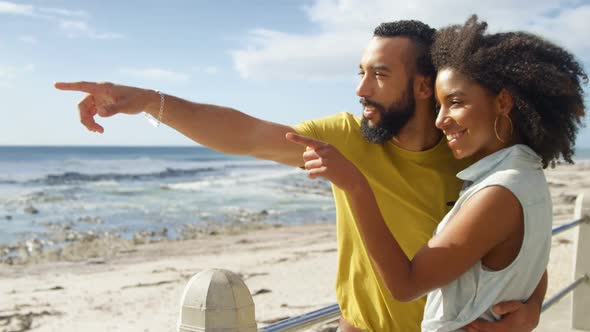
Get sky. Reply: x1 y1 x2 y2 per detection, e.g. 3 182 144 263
2 0 590 147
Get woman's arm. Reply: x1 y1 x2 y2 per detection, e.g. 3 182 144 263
286 132 524 301
348 176 522 301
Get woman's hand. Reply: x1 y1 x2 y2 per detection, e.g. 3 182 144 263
285 132 366 193
55 81 154 133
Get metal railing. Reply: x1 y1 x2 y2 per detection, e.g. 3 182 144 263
259 213 590 331
258 304 340 332
540 215 590 315
177 193 590 332
541 274 589 312
552 217 587 236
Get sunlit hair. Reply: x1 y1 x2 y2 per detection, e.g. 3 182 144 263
431 15 588 168
374 20 436 77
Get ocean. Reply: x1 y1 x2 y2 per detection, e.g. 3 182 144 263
0 146 335 251
2 145 589 260
574 147 590 161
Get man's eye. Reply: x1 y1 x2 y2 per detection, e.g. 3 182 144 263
451 99 462 105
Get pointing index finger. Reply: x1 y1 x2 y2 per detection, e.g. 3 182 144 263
285 132 326 149
54 81 99 94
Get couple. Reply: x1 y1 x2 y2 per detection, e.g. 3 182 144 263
56 15 586 332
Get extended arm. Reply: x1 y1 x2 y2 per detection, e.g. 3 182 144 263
55 81 305 166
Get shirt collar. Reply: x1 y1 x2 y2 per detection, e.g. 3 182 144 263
457 144 542 182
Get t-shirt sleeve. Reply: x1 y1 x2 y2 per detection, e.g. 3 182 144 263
292 112 357 144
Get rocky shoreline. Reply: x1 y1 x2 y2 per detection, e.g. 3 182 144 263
1 208 279 265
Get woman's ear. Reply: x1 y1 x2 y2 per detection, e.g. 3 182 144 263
496 89 514 116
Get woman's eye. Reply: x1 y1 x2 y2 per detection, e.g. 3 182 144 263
451 99 462 105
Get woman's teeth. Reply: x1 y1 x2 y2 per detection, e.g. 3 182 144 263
446 130 465 141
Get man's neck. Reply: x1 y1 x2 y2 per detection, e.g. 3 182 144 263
390 106 442 152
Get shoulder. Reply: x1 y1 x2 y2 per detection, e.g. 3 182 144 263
480 168 549 207
293 112 361 142
454 185 523 241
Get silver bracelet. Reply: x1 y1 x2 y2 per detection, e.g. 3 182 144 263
144 90 165 128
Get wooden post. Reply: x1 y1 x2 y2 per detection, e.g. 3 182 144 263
177 269 258 332
572 192 590 330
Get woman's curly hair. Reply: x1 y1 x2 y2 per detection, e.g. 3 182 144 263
431 15 588 168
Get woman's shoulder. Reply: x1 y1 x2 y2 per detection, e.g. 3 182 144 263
479 167 549 206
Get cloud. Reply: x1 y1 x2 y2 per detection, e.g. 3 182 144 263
191 66 220 74
231 0 590 80
0 63 35 86
0 1 33 16
0 1 122 40
39 7 87 18
19 35 38 44
120 67 190 82
58 19 123 40
232 28 367 80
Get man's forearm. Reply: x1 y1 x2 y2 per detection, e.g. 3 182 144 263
142 90 303 166
527 270 548 315
144 91 266 155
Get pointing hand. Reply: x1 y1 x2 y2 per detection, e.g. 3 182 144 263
55 81 153 133
285 132 365 192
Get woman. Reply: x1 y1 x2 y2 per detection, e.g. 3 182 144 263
287 16 587 331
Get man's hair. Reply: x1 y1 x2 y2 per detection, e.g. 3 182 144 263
373 20 436 77
431 15 588 168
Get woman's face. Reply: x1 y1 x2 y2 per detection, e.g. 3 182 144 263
435 68 506 161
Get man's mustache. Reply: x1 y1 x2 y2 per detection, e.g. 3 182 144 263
359 98 385 111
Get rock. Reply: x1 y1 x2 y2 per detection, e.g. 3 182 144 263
81 231 99 242
65 231 79 242
252 288 272 296
24 206 39 214
78 216 104 224
24 239 43 256
133 233 147 245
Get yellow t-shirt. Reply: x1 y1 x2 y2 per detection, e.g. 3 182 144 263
293 113 469 332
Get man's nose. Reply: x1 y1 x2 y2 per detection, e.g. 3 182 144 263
356 74 373 98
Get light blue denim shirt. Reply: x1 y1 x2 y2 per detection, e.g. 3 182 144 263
422 144 552 332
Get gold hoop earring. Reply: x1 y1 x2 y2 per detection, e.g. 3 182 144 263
494 114 513 143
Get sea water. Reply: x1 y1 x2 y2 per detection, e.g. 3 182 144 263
0 146 334 247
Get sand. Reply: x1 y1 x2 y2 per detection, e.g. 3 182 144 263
1 161 590 332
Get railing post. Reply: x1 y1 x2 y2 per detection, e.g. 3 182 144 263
177 269 258 332
572 192 590 330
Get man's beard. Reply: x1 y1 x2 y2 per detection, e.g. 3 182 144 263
360 82 416 144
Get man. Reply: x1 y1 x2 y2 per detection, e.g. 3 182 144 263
56 20 545 332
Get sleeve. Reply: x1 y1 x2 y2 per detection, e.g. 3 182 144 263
292 112 357 144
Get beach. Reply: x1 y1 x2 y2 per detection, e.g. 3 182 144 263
1 154 590 331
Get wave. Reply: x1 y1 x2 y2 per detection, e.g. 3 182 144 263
31 167 218 185
164 168 301 191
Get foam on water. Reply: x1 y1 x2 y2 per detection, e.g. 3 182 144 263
0 146 335 246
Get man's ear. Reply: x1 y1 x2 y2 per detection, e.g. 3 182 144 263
415 74 434 100
496 89 514 116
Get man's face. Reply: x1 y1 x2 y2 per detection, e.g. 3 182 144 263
356 37 417 143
